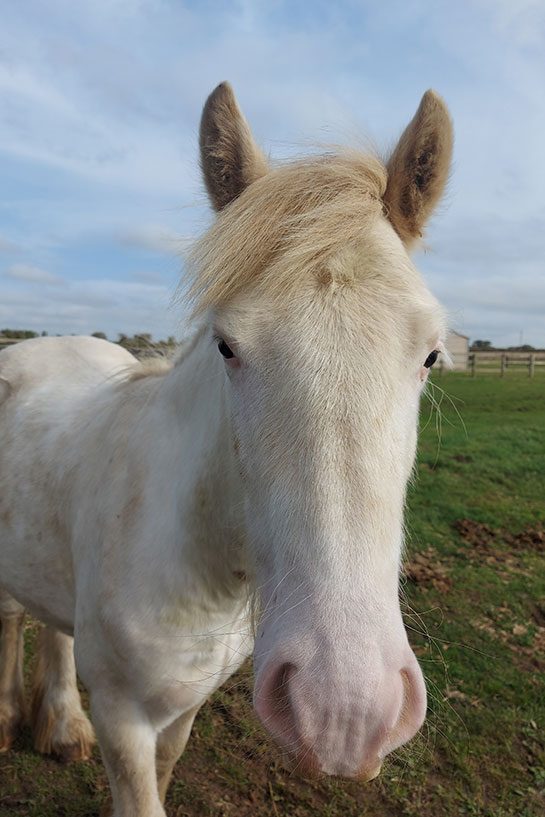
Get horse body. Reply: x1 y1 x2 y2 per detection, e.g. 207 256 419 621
0 336 135 631
0 332 251 708
0 82 453 816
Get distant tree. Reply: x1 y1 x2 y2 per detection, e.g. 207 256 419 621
0 329 38 339
155 335 177 348
134 333 153 347
92 331 107 340
115 333 166 349
41 330 48 336
472 340 492 349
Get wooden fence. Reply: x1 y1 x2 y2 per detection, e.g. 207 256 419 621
438 350 545 377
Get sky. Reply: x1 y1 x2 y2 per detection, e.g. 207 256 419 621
1 0 544 347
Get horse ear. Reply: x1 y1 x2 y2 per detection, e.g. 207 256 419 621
199 82 269 211
383 90 453 247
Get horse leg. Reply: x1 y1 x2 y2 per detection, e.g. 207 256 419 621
90 689 166 817
30 626 95 762
0 589 26 751
156 705 200 804
99 705 200 814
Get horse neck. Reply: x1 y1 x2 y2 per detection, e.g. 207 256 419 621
144 327 248 605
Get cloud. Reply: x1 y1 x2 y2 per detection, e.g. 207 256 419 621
479 0 545 47
3 263 65 286
130 269 166 284
116 224 187 256
0 276 181 340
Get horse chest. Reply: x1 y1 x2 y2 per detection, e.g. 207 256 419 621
136 622 253 725
88 596 253 723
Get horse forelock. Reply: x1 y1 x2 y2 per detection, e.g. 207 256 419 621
185 150 389 315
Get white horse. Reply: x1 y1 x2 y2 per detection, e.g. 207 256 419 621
0 83 452 816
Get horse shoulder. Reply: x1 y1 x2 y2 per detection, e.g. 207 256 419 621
0 337 141 630
0 336 137 393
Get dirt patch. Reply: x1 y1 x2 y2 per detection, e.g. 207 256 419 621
450 520 545 674
452 519 507 570
404 547 451 593
452 519 544 579
530 603 545 627
470 613 545 675
454 518 545 553
509 628 545 675
506 525 545 552
453 518 497 549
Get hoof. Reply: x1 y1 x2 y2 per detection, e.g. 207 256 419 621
32 704 96 762
53 739 94 764
0 710 24 752
0 725 17 752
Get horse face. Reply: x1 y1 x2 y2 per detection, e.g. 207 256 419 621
212 221 445 778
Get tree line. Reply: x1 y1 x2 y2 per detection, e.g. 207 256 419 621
0 329 177 348
471 339 538 352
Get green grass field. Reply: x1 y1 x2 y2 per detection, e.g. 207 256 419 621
1 373 544 816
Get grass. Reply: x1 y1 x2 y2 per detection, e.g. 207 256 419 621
396 373 545 816
1 372 544 816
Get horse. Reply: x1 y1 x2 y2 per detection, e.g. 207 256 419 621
0 82 453 816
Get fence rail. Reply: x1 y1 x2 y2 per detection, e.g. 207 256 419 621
463 351 545 377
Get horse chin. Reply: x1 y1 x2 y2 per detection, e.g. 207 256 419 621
280 748 383 783
357 761 383 782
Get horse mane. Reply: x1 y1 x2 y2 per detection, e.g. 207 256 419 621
122 325 207 383
126 356 174 382
185 150 388 314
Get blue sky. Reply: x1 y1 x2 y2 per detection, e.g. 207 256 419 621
1 0 544 346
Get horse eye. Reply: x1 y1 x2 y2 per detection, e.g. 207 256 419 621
218 339 235 359
424 350 439 369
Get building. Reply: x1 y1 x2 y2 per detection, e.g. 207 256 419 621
445 330 469 370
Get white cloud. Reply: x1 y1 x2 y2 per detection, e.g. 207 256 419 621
130 270 166 284
3 263 65 286
0 276 182 340
479 0 545 47
116 224 188 256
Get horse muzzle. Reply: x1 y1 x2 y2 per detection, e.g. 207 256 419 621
253 639 427 779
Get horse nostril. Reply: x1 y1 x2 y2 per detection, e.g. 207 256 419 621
254 661 298 750
271 663 294 715
377 664 427 759
401 663 427 725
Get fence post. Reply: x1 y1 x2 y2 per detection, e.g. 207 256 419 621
471 353 476 377
529 354 535 378
500 354 506 378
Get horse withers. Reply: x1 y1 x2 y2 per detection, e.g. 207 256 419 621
0 82 452 816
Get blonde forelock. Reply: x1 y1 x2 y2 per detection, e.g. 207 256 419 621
185 151 388 314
